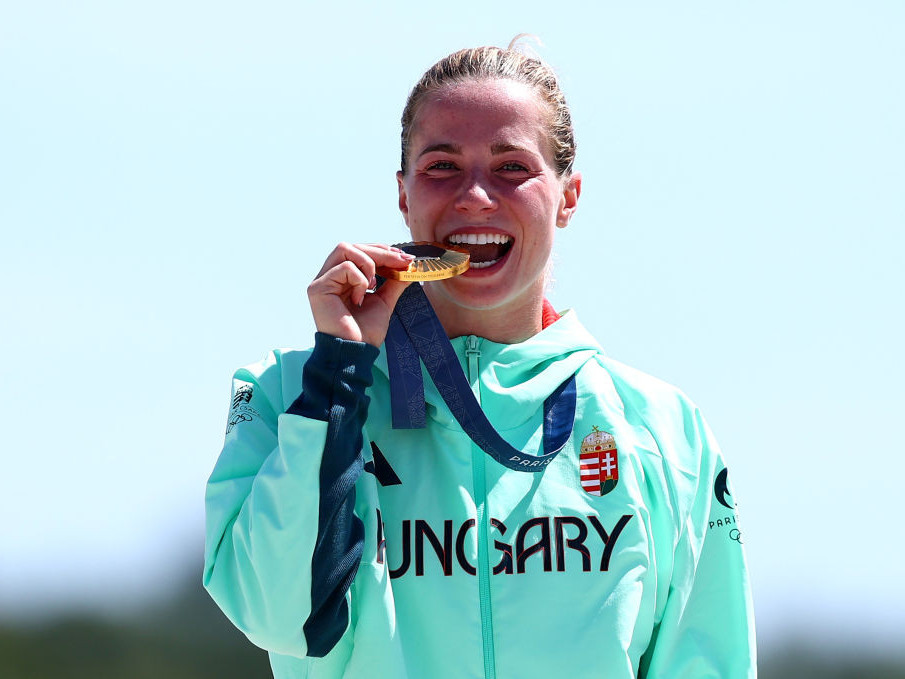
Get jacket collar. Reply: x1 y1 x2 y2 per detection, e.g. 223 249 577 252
374 309 602 431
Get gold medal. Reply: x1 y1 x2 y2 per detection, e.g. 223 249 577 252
379 242 470 281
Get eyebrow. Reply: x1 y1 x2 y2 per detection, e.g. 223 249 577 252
490 142 531 155
417 143 461 158
416 142 533 158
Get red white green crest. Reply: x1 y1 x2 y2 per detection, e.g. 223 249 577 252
579 426 619 496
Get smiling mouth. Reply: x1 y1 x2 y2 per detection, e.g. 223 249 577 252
447 233 513 269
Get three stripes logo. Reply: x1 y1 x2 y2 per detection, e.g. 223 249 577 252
579 426 619 497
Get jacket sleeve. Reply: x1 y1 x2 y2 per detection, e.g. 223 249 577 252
640 407 757 679
203 333 379 659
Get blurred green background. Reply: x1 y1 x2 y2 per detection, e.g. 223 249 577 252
2 567 903 678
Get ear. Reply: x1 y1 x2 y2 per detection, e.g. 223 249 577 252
556 172 582 228
396 171 410 227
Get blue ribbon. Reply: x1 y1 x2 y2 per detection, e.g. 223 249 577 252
384 283 576 472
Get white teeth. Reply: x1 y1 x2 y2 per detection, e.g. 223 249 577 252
448 233 511 245
468 259 499 269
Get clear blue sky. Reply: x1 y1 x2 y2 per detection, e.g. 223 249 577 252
2 0 903 655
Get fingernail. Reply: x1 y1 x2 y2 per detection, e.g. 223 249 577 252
401 252 416 260
369 276 377 288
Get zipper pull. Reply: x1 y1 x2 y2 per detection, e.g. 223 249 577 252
465 336 481 395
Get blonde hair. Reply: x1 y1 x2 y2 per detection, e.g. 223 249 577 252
400 37 576 178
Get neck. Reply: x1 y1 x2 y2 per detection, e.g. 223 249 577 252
424 286 544 344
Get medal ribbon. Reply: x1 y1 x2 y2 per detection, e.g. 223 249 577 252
384 283 576 472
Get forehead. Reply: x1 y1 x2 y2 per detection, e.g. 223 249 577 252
409 79 551 153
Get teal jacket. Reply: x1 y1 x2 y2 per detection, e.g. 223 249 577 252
204 311 756 678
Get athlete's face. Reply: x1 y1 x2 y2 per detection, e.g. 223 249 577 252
397 79 580 314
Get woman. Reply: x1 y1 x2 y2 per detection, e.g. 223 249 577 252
204 42 756 678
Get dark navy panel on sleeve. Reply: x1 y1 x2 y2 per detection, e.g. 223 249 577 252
287 332 379 658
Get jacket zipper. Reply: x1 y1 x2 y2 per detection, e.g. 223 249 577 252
465 336 496 679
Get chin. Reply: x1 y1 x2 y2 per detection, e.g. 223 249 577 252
430 275 541 315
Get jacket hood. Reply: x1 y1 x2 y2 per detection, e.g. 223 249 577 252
374 309 603 431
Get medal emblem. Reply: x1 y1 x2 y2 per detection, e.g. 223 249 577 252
579 426 619 496
378 242 470 281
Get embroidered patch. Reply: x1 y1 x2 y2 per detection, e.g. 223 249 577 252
579 426 619 496
226 384 259 434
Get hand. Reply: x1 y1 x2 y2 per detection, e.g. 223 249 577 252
307 242 414 347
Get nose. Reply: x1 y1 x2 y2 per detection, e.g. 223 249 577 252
454 171 497 213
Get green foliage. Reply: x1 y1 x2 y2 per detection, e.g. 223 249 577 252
2 570 904 678
0 574 270 679
761 643 905 679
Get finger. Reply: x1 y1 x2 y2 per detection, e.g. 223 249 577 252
356 243 416 273
309 259 372 307
337 261 372 307
317 242 375 284
318 242 414 282
373 278 411 310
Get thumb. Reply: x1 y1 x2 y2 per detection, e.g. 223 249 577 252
375 278 411 312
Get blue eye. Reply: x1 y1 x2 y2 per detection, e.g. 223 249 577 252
500 162 529 172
